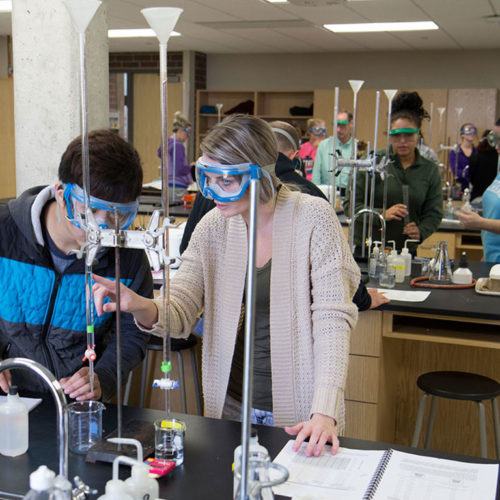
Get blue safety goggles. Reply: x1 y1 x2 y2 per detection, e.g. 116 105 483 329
310 126 327 137
183 126 192 137
195 157 269 202
63 183 139 230
461 125 477 136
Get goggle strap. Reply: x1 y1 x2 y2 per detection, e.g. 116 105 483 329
271 127 298 151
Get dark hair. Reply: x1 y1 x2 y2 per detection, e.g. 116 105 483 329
496 117 500 127
391 91 430 129
339 109 353 122
58 129 143 202
478 129 496 153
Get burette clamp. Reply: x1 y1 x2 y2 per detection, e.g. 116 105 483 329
79 209 182 271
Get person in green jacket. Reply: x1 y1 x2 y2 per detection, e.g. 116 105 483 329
344 91 443 254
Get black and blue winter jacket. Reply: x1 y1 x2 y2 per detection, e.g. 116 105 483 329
0 186 153 401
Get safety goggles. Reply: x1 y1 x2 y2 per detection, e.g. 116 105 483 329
64 183 139 230
461 125 477 136
195 157 272 202
389 128 420 136
487 131 500 148
310 126 327 137
183 126 192 138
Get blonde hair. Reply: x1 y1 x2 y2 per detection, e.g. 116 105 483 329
172 111 192 132
200 114 280 203
306 118 326 129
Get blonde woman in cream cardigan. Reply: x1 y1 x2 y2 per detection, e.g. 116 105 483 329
93 114 359 457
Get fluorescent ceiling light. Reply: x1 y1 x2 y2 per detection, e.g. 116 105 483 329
264 0 289 3
0 0 12 13
324 21 439 33
108 29 180 38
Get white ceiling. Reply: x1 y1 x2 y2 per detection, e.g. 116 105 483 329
2 0 500 53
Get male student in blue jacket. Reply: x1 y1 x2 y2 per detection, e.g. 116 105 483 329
0 130 153 402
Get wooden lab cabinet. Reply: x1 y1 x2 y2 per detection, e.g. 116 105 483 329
196 89 314 155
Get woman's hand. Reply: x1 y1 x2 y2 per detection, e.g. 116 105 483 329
368 288 390 309
456 209 483 230
385 203 408 221
92 274 159 329
284 413 338 457
403 222 420 240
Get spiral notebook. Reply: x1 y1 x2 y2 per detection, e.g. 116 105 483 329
272 440 499 500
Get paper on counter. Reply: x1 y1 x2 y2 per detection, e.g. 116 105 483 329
271 440 384 500
376 289 430 302
0 395 42 412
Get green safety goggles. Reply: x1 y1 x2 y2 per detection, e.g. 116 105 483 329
487 131 500 148
332 120 350 125
389 128 420 136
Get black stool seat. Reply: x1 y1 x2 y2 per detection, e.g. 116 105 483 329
417 371 500 402
146 333 198 352
412 370 500 459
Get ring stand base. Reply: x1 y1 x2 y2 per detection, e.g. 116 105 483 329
85 419 155 463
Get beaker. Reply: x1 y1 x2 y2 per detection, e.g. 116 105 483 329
429 241 452 284
154 418 185 466
68 401 105 454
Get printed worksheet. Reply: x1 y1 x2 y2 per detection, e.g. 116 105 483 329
371 450 499 500
271 440 385 500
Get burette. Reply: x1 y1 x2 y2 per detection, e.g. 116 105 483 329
66 3 183 448
64 0 102 397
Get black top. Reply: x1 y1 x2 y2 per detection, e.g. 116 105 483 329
370 261 500 321
470 149 499 200
1 398 498 499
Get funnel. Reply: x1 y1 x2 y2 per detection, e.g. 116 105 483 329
216 103 224 123
349 79 364 94
383 89 397 101
141 7 183 44
63 0 102 34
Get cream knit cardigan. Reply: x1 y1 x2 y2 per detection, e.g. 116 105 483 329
145 189 359 432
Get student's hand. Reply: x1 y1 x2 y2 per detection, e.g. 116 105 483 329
385 204 408 221
403 222 420 240
60 367 101 401
368 288 390 309
92 274 158 329
0 363 11 393
284 413 338 457
456 209 483 230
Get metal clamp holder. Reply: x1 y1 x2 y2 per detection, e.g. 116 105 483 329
77 209 181 271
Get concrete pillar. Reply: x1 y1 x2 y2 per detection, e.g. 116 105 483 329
11 0 109 195
0 36 8 78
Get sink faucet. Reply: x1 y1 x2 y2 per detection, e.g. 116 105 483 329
350 208 386 254
0 358 68 479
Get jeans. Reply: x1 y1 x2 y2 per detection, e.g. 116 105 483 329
222 394 274 426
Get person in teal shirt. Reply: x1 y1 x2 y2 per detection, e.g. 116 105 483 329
457 118 500 262
344 92 443 254
312 110 355 189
